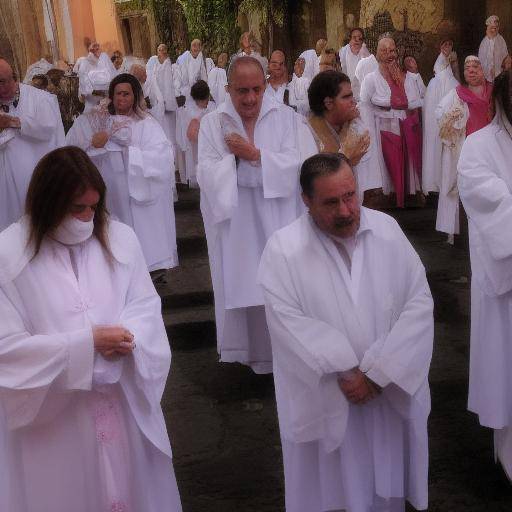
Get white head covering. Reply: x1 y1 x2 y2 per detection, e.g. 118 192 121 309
464 55 481 65
486 15 499 26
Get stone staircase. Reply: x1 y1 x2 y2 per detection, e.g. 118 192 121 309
156 185 216 351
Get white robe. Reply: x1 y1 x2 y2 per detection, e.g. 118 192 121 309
360 70 424 195
339 43 370 83
178 51 208 99
23 58 53 84
298 49 321 81
434 88 469 235
208 66 227 106
458 113 512 478
66 113 178 271
353 54 378 103
0 218 182 512
288 75 311 117
264 82 288 104
197 94 302 373
478 34 509 82
176 101 215 187
0 83 65 231
422 53 459 193
78 53 114 113
258 209 433 512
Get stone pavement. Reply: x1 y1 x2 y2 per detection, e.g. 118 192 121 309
158 189 512 512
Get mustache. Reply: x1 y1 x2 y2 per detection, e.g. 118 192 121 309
333 216 354 227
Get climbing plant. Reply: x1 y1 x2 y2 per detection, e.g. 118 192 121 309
178 0 241 56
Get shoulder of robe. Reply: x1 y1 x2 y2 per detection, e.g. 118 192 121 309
266 214 310 258
107 220 141 265
360 207 405 242
0 218 33 285
463 121 500 154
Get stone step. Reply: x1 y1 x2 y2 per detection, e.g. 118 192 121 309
175 208 207 257
157 255 214 310
163 304 216 350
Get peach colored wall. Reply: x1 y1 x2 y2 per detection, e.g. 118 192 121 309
90 0 125 55
68 0 96 59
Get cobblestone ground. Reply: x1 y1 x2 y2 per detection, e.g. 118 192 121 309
161 198 512 512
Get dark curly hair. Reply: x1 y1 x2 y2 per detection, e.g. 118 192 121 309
308 70 351 116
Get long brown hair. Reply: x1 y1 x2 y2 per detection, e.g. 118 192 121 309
107 73 147 118
25 146 111 258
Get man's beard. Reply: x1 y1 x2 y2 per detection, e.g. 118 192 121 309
383 61 403 84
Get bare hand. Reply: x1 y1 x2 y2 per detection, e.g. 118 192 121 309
0 114 19 129
92 131 109 148
187 118 200 142
344 130 370 166
338 369 380 404
225 133 260 162
93 325 135 358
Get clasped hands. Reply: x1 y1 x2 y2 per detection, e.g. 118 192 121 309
338 368 381 405
0 113 20 130
224 132 260 162
93 325 135 359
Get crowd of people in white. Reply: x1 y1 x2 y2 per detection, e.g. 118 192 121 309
1 12 512 512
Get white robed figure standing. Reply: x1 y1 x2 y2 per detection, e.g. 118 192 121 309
288 58 311 117
258 153 433 512
208 52 228 106
0 59 65 232
352 53 378 102
77 42 114 113
197 56 302 373
299 38 328 82
0 146 182 512
458 69 512 480
478 15 509 83
422 38 460 194
23 56 53 84
66 73 178 272
178 39 208 101
339 28 370 84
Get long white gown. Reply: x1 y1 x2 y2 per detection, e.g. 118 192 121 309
458 111 512 479
197 94 302 373
258 209 433 512
339 43 370 83
0 218 182 512
0 83 65 231
77 52 113 113
66 112 178 271
422 53 459 194
208 66 228 106
288 75 311 117
298 48 321 81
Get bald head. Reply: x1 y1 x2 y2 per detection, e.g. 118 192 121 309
227 56 265 85
0 59 17 102
130 64 147 84
269 50 287 82
376 37 397 65
191 39 202 58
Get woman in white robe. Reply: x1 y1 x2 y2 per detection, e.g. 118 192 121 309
478 15 509 83
458 70 512 479
0 146 182 512
66 73 178 271
288 57 311 117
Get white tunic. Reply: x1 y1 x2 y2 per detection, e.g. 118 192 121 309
288 75 311 117
197 94 302 373
142 76 165 124
78 53 114 113
0 83 65 231
339 43 370 83
478 34 509 82
360 70 424 195
258 209 433 512
0 219 182 512
298 49 321 81
458 113 512 477
353 54 378 102
208 66 227 106
178 52 208 99
23 58 53 84
66 113 178 271
422 53 459 193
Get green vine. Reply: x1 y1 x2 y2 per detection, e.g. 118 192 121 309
178 0 241 56
238 0 285 28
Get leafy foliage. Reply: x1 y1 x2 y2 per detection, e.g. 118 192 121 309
178 0 241 56
238 0 286 28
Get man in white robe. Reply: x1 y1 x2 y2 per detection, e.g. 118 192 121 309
197 56 302 373
0 212 182 512
0 59 65 231
299 38 327 82
179 39 208 101
339 28 370 84
458 70 512 479
360 36 424 207
130 64 165 124
258 152 433 512
478 15 509 83
265 49 289 104
66 101 178 272
208 52 228 106
77 42 114 113
422 38 460 194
